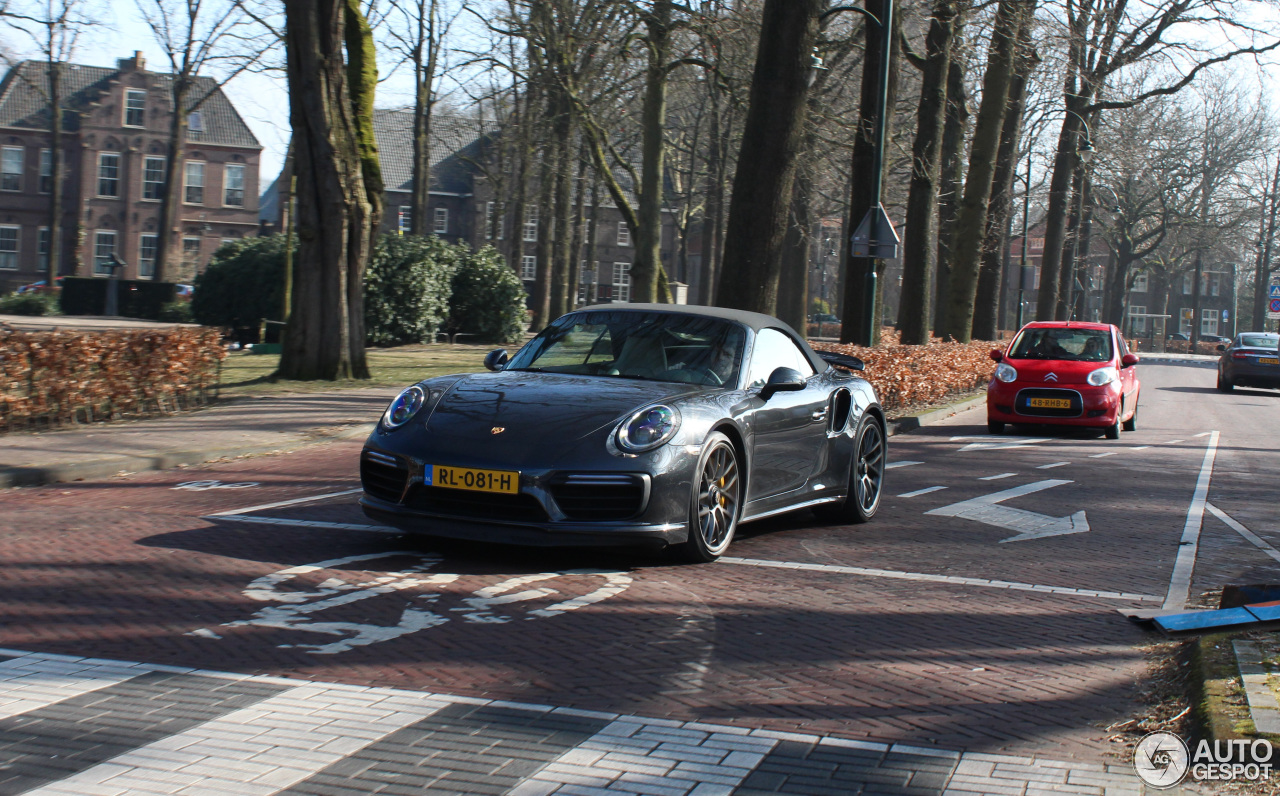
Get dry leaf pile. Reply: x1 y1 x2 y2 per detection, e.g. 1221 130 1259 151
0 327 227 431
811 330 996 413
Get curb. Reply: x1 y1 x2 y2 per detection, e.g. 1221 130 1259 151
0 423 376 489
4 392 989 489
887 393 986 436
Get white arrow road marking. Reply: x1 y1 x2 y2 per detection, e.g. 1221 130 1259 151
885 461 923 469
1037 462 1070 469
1206 502 1280 565
925 479 1089 543
949 436 1051 452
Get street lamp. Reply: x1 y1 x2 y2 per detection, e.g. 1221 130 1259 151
823 1 895 345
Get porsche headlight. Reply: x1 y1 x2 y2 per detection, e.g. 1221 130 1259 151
616 405 680 453
382 385 426 429
1087 366 1118 387
994 363 1018 383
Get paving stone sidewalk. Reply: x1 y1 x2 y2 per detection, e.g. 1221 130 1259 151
0 648 1144 796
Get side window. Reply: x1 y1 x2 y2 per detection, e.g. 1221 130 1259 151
746 329 816 389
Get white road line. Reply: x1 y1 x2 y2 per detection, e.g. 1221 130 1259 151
1037 462 1070 469
1131 446 1151 451
885 461 923 469
1162 431 1220 612
1089 452 1117 458
205 515 399 534
898 486 947 498
1194 432 1211 437
208 488 363 517
1165 439 1184 445
26 685 453 796
718 557 1160 602
1206 503 1280 565
978 473 1016 480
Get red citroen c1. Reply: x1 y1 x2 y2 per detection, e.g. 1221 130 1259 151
986 321 1140 439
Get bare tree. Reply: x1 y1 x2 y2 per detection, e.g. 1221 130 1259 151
1 0 93 283
135 0 270 283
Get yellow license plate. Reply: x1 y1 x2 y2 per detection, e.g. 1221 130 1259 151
1260 357 1279 365
427 465 519 494
1029 397 1073 409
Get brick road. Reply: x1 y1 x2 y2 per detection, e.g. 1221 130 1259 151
0 361 1276 794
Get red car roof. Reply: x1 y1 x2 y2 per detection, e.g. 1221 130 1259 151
1017 321 1116 331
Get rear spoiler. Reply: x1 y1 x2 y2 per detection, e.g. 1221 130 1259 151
818 351 865 372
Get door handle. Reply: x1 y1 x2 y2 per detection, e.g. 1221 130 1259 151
811 409 828 421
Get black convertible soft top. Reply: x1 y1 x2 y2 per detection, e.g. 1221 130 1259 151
572 303 831 373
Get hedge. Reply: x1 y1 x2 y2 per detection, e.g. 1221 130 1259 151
811 329 996 413
0 327 226 431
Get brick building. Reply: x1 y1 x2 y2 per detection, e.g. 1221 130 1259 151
0 52 261 291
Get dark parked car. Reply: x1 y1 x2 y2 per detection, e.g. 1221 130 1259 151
1217 332 1280 391
360 304 886 561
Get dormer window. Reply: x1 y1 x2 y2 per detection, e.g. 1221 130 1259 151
188 111 204 132
124 90 146 127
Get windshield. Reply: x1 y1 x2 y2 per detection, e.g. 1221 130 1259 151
1009 327 1113 362
506 311 747 387
1239 334 1279 348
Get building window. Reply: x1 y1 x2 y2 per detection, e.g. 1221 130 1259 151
578 261 594 303
0 226 17 270
617 222 630 247
139 234 157 278
143 156 165 200
524 206 538 242
1130 271 1147 292
520 255 536 280
38 149 51 194
1201 309 1219 336
1209 272 1221 297
613 262 631 302
184 161 204 204
37 227 49 272
223 163 245 207
1128 305 1147 335
433 207 448 234
188 111 204 132
398 205 411 234
1 147 22 191
124 89 146 127
1182 273 1193 295
93 230 117 275
182 237 202 272
484 202 504 240
98 152 121 197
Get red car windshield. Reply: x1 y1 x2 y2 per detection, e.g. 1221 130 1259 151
1009 328 1112 362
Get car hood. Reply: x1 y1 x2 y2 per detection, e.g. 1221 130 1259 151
415 371 701 463
1003 357 1116 385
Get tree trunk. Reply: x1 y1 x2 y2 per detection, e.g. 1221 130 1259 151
933 49 968 330
631 0 674 304
1056 164 1085 320
154 78 191 284
530 128 560 329
410 0 439 236
938 0 1028 343
278 0 374 380
47 58 65 282
898 0 962 344
567 140 588 311
1253 157 1280 332
699 85 725 305
549 107 575 320
778 174 811 334
717 0 823 314
585 178 600 304
1036 100 1090 322
972 31 1033 341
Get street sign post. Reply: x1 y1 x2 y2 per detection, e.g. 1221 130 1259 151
1269 284 1280 299
850 204 901 260
1268 296 1280 320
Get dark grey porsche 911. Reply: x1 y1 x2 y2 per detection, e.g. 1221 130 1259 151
360 304 886 561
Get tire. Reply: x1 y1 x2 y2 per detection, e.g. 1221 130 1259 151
1122 399 1138 432
1217 372 1234 392
988 420 1005 435
680 431 740 562
815 415 885 524
1104 405 1121 440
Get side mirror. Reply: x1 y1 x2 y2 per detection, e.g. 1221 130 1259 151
760 367 806 401
483 349 509 372
1216 344 1226 352
989 349 1004 362
1121 353 1139 368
